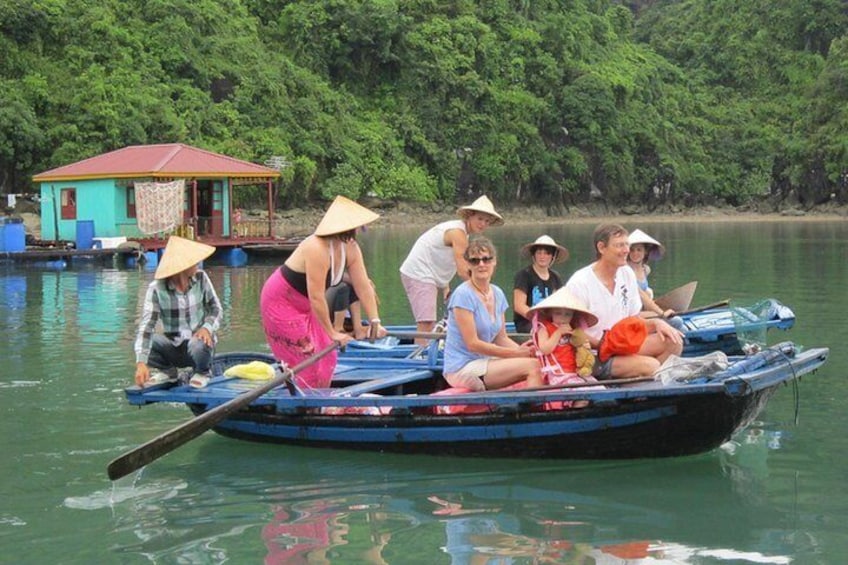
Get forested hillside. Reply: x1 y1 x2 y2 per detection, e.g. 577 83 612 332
1 0 846 210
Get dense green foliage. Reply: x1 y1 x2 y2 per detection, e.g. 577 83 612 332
1 0 846 209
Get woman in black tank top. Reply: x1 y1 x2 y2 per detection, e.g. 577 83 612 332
259 197 385 389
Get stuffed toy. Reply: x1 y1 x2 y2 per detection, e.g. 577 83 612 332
570 329 596 378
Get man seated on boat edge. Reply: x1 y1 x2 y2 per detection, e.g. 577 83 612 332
442 236 543 391
134 236 222 388
564 223 684 380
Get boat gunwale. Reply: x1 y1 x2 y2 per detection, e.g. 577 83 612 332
126 347 828 411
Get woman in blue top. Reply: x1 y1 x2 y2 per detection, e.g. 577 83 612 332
443 236 543 391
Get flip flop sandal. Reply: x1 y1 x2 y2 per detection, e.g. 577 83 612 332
145 371 176 387
189 374 210 389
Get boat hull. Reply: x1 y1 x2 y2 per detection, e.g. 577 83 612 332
199 387 775 459
122 344 829 460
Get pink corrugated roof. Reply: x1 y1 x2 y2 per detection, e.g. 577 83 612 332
33 143 280 181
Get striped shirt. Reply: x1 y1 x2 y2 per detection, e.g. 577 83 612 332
134 270 222 363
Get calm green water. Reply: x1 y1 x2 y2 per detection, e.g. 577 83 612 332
1 220 846 563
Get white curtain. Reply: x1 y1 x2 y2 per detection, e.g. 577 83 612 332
135 179 184 235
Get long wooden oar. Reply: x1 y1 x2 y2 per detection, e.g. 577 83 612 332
676 299 730 316
391 301 733 343
386 330 446 341
387 330 533 343
107 342 339 481
643 299 731 319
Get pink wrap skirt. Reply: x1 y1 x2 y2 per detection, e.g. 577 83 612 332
260 269 337 389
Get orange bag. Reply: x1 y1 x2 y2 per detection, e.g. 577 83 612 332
598 316 647 362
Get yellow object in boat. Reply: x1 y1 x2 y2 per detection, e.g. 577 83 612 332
223 361 275 381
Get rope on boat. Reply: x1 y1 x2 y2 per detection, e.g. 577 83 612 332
773 345 801 426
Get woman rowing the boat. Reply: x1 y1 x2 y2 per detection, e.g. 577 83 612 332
260 196 383 390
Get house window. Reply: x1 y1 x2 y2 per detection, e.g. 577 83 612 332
60 188 77 220
127 186 136 218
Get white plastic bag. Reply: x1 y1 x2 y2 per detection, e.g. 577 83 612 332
655 351 729 385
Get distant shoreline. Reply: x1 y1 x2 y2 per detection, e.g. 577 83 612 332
15 201 847 240
271 201 847 236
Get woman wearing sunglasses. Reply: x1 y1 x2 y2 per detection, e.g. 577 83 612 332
443 236 543 391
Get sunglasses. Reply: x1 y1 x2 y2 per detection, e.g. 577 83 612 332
467 256 495 265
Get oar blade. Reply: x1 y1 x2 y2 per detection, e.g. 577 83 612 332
107 420 209 480
108 377 277 480
655 281 698 312
107 342 338 480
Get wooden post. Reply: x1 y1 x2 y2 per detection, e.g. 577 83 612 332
191 179 198 236
267 178 274 237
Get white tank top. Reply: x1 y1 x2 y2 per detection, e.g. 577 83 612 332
399 219 466 286
328 239 346 287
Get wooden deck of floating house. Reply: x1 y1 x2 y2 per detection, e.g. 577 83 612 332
134 234 303 256
0 245 139 264
1 234 302 265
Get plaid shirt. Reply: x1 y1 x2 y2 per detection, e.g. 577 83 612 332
134 270 222 363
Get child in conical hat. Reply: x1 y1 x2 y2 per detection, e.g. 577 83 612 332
527 287 600 385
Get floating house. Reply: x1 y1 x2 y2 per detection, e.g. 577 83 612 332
32 143 282 251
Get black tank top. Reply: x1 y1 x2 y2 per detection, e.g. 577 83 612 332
281 264 309 296
281 264 334 296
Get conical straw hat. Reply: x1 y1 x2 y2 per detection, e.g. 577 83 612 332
628 228 665 261
154 236 216 279
527 287 598 328
314 195 381 237
521 235 569 264
654 281 698 312
457 195 504 226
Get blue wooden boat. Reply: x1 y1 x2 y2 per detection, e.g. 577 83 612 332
681 298 795 355
124 341 827 460
340 298 796 360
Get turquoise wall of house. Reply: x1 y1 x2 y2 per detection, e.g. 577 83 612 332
39 179 120 241
115 182 143 238
223 179 233 236
39 178 236 241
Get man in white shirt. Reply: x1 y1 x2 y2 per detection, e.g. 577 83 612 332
564 223 683 379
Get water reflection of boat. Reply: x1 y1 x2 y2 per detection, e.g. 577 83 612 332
172 437 807 564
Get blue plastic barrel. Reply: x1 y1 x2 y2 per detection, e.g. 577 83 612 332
220 247 248 267
0 221 25 252
75 220 95 250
